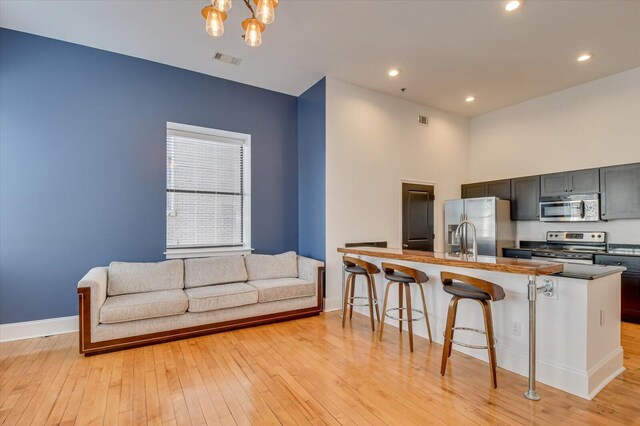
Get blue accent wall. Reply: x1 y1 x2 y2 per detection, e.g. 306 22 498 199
297 78 326 261
0 29 299 324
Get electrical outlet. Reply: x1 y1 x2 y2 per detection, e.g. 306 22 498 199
600 308 605 326
512 321 522 336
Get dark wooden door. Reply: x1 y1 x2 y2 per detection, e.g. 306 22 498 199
568 169 600 194
600 163 640 220
402 183 434 251
461 182 486 199
511 176 540 220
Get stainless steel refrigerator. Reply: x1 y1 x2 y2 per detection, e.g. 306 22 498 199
444 197 515 257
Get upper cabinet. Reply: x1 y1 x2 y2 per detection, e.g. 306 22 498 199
487 179 512 200
461 179 511 200
461 182 487 199
600 163 640 220
540 169 599 197
461 163 637 221
511 176 540 220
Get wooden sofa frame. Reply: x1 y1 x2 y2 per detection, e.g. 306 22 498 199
78 267 324 356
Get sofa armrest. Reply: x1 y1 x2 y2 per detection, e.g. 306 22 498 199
78 267 108 333
297 256 324 288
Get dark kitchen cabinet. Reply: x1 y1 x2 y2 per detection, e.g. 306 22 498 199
595 254 640 323
461 182 487 199
600 163 640 220
511 176 540 220
540 168 599 197
568 169 600 194
461 179 511 200
540 172 567 197
487 179 512 200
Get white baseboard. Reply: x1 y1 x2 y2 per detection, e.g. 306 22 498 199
323 296 343 312
0 316 79 342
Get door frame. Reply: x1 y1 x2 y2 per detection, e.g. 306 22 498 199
400 179 437 250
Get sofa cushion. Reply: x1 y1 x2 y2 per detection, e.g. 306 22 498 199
244 251 298 281
107 260 183 296
100 290 188 324
185 283 258 313
247 278 315 303
184 256 248 289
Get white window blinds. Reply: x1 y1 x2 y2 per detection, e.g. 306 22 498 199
166 127 249 249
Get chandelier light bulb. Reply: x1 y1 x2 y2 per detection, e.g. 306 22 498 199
243 18 264 47
211 0 232 12
255 0 276 25
206 8 225 37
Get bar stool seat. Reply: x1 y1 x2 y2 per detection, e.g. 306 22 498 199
345 265 368 274
442 282 491 300
383 271 415 283
342 256 381 331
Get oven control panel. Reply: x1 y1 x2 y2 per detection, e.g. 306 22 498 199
546 231 606 243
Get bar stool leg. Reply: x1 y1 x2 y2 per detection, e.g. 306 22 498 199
417 283 433 343
371 275 381 324
480 300 498 389
365 275 376 332
447 298 460 358
342 274 353 328
349 276 356 319
398 282 404 333
441 296 459 375
379 281 393 341
405 283 414 352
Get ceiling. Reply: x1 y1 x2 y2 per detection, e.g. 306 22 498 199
2 0 640 116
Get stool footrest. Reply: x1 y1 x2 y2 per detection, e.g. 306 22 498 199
384 307 425 322
347 296 379 308
443 327 497 350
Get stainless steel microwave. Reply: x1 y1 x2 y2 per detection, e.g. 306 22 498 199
539 194 600 222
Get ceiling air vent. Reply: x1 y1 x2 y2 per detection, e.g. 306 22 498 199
213 52 242 66
418 115 429 126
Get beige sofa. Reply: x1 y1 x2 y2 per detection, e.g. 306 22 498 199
77 251 324 355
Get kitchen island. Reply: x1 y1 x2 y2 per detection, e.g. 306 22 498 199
337 246 625 400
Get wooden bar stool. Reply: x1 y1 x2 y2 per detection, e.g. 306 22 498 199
440 271 506 389
342 256 381 331
379 263 433 352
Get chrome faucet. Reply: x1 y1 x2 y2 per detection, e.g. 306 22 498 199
455 218 478 262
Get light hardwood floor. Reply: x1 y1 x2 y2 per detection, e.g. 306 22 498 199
1 312 639 425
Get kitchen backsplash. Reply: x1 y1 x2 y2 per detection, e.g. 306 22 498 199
516 220 640 244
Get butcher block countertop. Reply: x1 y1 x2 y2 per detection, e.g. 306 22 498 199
337 246 564 276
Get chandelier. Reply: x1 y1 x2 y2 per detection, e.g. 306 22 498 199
201 0 279 47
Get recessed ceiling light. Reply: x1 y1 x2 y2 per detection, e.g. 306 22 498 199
505 1 521 12
388 69 400 77
577 53 593 62
465 96 476 103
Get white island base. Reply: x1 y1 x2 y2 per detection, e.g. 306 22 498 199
348 257 624 400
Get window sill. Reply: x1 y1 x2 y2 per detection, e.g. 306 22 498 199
165 247 254 259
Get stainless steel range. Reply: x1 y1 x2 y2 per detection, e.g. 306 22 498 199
530 231 607 264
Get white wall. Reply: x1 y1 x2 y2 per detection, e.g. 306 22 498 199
325 78 470 309
469 67 640 243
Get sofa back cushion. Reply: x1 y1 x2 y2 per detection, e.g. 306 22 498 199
108 260 184 296
244 251 298 281
184 255 248 288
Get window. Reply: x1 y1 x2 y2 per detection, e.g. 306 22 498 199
166 122 251 258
